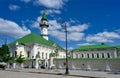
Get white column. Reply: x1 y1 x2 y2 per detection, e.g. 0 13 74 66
114 48 118 58
13 63 16 69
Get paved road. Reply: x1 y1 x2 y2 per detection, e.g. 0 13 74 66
0 70 82 78
1 69 120 78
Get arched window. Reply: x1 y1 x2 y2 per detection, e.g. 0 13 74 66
92 53 94 58
27 51 30 58
87 54 89 58
97 53 99 58
42 52 44 59
15 51 17 57
107 53 110 58
46 53 48 59
102 53 104 58
81 54 84 58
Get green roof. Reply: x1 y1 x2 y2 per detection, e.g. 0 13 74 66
41 11 47 21
115 45 120 49
9 33 64 50
74 43 113 51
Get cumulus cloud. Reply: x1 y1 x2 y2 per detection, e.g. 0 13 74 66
77 43 94 46
40 9 61 15
31 16 41 28
34 0 67 9
9 4 20 11
86 31 120 43
0 18 31 38
67 24 88 32
49 20 88 41
21 0 31 3
31 15 89 41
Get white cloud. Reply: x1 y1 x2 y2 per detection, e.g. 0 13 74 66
86 31 120 43
68 32 85 41
21 0 31 3
0 18 31 38
67 24 88 32
40 9 61 15
77 43 94 46
9 4 20 11
68 47 73 50
49 20 88 41
49 20 61 30
31 16 89 41
34 0 67 9
31 16 41 28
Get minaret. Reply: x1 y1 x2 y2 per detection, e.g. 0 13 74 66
40 11 49 40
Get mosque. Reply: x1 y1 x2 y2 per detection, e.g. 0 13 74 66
9 12 66 69
9 12 120 71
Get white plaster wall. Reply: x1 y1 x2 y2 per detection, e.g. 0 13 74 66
73 48 117 59
16 45 26 57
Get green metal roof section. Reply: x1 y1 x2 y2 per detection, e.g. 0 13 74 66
41 11 48 21
9 33 64 50
74 43 113 51
115 45 120 49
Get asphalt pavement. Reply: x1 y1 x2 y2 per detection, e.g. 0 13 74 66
0 68 120 78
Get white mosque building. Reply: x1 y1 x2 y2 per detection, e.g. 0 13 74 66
9 12 66 69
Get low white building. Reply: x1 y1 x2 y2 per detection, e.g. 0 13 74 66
72 43 119 59
9 12 66 69
73 43 118 58
53 43 120 71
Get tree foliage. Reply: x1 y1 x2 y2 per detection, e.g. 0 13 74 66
16 52 25 64
0 44 11 62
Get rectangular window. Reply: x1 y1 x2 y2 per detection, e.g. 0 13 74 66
92 53 94 58
102 53 104 58
107 53 110 58
27 51 30 58
82 54 84 58
42 52 44 59
46 53 47 59
87 54 89 58
97 53 99 58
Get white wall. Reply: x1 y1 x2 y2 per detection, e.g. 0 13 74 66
73 48 118 59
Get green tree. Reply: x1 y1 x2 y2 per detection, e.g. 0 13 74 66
16 52 25 65
35 52 40 59
0 44 11 62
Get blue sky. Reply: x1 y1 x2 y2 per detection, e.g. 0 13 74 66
0 0 120 49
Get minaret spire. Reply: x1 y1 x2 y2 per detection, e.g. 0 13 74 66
40 11 49 40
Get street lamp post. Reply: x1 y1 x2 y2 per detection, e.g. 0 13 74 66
61 23 69 75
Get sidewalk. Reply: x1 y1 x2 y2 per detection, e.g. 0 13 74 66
6 68 120 78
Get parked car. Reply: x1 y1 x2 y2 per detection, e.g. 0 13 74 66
0 62 7 70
